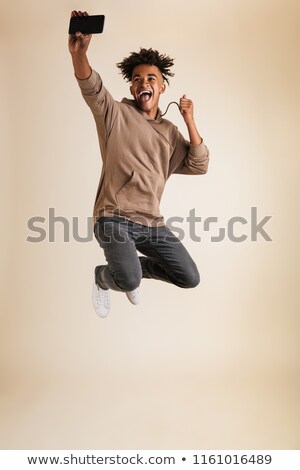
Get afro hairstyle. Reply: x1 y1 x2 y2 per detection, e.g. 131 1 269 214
116 47 175 85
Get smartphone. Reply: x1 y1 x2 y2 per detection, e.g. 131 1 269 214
68 15 105 35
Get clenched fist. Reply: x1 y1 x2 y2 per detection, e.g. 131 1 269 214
179 94 195 124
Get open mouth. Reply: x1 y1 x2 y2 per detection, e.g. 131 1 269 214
138 90 153 103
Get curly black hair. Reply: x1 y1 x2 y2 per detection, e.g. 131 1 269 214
116 47 175 85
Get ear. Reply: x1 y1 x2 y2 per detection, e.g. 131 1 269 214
130 85 134 96
159 83 166 95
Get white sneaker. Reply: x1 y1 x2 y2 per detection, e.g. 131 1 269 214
126 288 140 305
92 282 110 318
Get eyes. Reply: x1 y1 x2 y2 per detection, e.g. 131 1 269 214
132 76 156 83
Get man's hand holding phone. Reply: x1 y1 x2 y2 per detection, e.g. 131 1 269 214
68 11 93 57
68 11 97 80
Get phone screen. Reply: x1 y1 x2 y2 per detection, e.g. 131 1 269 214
69 15 105 35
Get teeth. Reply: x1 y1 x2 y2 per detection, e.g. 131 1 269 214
139 90 151 97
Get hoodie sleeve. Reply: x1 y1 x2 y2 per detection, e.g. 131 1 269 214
169 128 210 175
76 69 118 141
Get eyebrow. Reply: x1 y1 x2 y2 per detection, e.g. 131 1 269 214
132 73 158 79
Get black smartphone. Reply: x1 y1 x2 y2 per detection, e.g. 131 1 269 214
68 15 105 35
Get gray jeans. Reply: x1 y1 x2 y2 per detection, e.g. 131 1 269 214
93 216 200 291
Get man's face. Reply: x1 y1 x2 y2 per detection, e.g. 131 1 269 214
130 64 166 118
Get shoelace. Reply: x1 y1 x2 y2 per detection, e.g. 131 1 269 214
96 286 110 308
129 289 139 298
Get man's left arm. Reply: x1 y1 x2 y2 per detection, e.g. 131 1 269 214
171 95 209 175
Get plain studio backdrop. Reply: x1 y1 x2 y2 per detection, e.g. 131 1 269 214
0 0 299 449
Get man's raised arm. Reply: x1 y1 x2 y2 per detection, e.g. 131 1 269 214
68 10 92 80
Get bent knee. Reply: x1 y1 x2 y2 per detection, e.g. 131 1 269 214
184 271 200 288
176 269 200 289
115 273 141 292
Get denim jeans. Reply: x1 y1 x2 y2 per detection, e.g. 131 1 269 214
93 216 200 291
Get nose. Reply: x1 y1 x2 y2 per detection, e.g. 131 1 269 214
140 77 149 86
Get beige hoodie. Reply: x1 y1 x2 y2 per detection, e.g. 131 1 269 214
77 69 209 226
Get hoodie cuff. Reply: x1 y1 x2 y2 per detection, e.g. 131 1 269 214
189 140 208 158
76 69 100 95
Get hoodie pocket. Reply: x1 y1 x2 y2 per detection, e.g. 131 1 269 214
116 170 164 217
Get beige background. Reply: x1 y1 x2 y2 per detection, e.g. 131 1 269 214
0 0 299 449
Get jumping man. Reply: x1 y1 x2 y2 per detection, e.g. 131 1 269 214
68 10 210 318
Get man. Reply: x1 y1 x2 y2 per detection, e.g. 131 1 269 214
68 10 209 318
